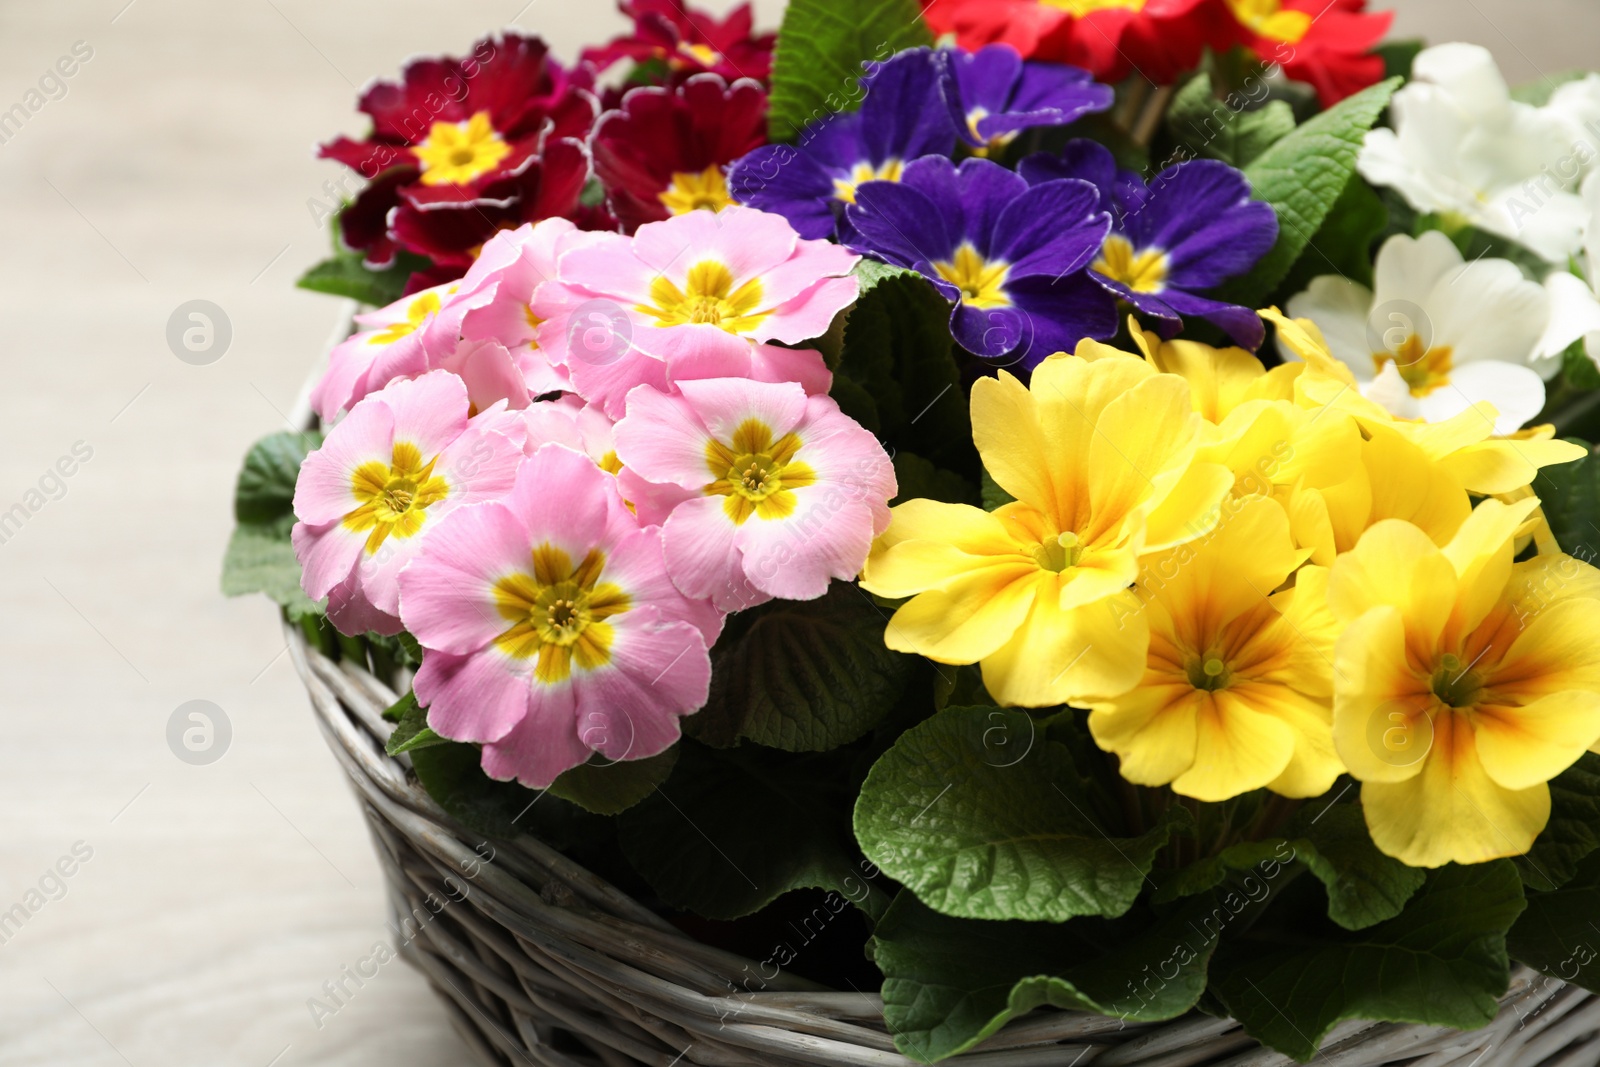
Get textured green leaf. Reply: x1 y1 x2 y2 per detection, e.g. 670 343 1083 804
1509 849 1600 991
1279 175 1388 294
386 693 450 756
872 893 1223 1062
853 256 920 296
1518 753 1600 891
221 523 322 619
1564 340 1600 391
835 273 971 470
234 430 322 526
619 743 872 920
854 706 1189 922
1168 72 1295 169
687 582 915 752
766 0 932 142
381 689 415 724
1226 77 1402 305
547 748 679 816
297 246 431 307
1211 862 1527 1062
1530 440 1600 556
410 740 540 840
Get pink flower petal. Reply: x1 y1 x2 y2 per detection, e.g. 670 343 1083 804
615 385 717 488
294 400 395 526
376 370 471 461
479 680 592 788
327 571 402 636
396 501 534 655
677 377 810 445
661 495 761 610
291 519 365 602
414 648 533 746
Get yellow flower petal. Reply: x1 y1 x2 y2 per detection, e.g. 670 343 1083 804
1329 521 1458 653
882 565 1040 663
1360 713 1550 868
861 500 1028 597
1442 497 1541 641
1172 690 1297 802
1084 374 1204 545
1362 425 1472 545
1088 684 1202 786
1332 606 1436 783
1473 690 1600 791
1440 437 1589 496
981 587 1148 706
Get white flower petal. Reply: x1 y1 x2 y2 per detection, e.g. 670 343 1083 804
1416 361 1546 435
1286 276 1376 380
1428 256 1546 367
1538 270 1600 365
1373 232 1465 311
1361 363 1422 421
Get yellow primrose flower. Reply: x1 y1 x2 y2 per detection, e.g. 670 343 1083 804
1088 497 1343 801
859 353 1233 706
1330 498 1600 867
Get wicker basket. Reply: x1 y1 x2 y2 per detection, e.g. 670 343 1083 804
286 623 1600 1067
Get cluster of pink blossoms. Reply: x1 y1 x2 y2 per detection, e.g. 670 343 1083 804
292 208 896 787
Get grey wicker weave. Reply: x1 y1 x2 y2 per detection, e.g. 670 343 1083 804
288 622 1600 1067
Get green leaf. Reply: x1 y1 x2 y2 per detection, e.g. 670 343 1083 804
1225 77 1402 306
1518 753 1600 891
766 0 932 143
854 706 1189 922
980 468 1015 511
1279 175 1388 294
1565 340 1600 391
853 256 920 296
618 742 875 920
381 690 415 724
835 273 971 470
410 740 539 840
547 748 679 816
686 582 914 752
871 892 1224 1062
1211 862 1527 1062
221 523 322 619
386 693 450 756
1375 40 1424 83
891 451 979 507
1530 440 1600 556
931 664 996 711
1168 72 1295 169
297 246 432 307
234 430 322 526
1508 849 1600 991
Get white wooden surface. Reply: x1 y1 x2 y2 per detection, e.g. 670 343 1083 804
0 2 1591 1064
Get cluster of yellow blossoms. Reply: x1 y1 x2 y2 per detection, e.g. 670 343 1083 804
861 310 1600 869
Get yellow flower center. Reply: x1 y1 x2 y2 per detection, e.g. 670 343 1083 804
833 159 905 204
343 442 449 553
1186 654 1234 692
640 260 769 334
658 165 736 215
704 418 817 525
414 112 512 187
1032 531 1084 573
1430 652 1484 709
1041 0 1146 14
1224 0 1313 43
1375 334 1455 398
369 292 443 346
934 244 1013 309
1093 235 1169 294
677 42 722 68
492 544 632 683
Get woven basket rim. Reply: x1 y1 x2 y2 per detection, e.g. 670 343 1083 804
285 620 1600 1067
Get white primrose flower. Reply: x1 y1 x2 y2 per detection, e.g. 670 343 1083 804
1358 44 1587 263
1285 231 1591 434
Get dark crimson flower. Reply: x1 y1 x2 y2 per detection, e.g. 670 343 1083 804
583 1 775 84
1020 140 1278 349
388 137 612 277
1223 0 1393 106
844 156 1116 367
922 0 1235 85
728 49 957 240
941 44 1114 154
318 31 599 267
591 73 768 233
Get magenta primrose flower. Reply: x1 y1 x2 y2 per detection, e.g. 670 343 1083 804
614 378 896 612
292 371 526 636
531 205 859 417
399 444 722 788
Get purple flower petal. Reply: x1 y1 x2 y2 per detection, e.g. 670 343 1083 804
1157 289 1267 350
847 179 956 270
859 49 958 164
727 144 842 240
1019 139 1118 210
942 46 1112 149
1123 160 1278 289
1006 273 1119 367
991 179 1109 278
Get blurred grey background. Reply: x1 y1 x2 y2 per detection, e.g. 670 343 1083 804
0 1 1594 1064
